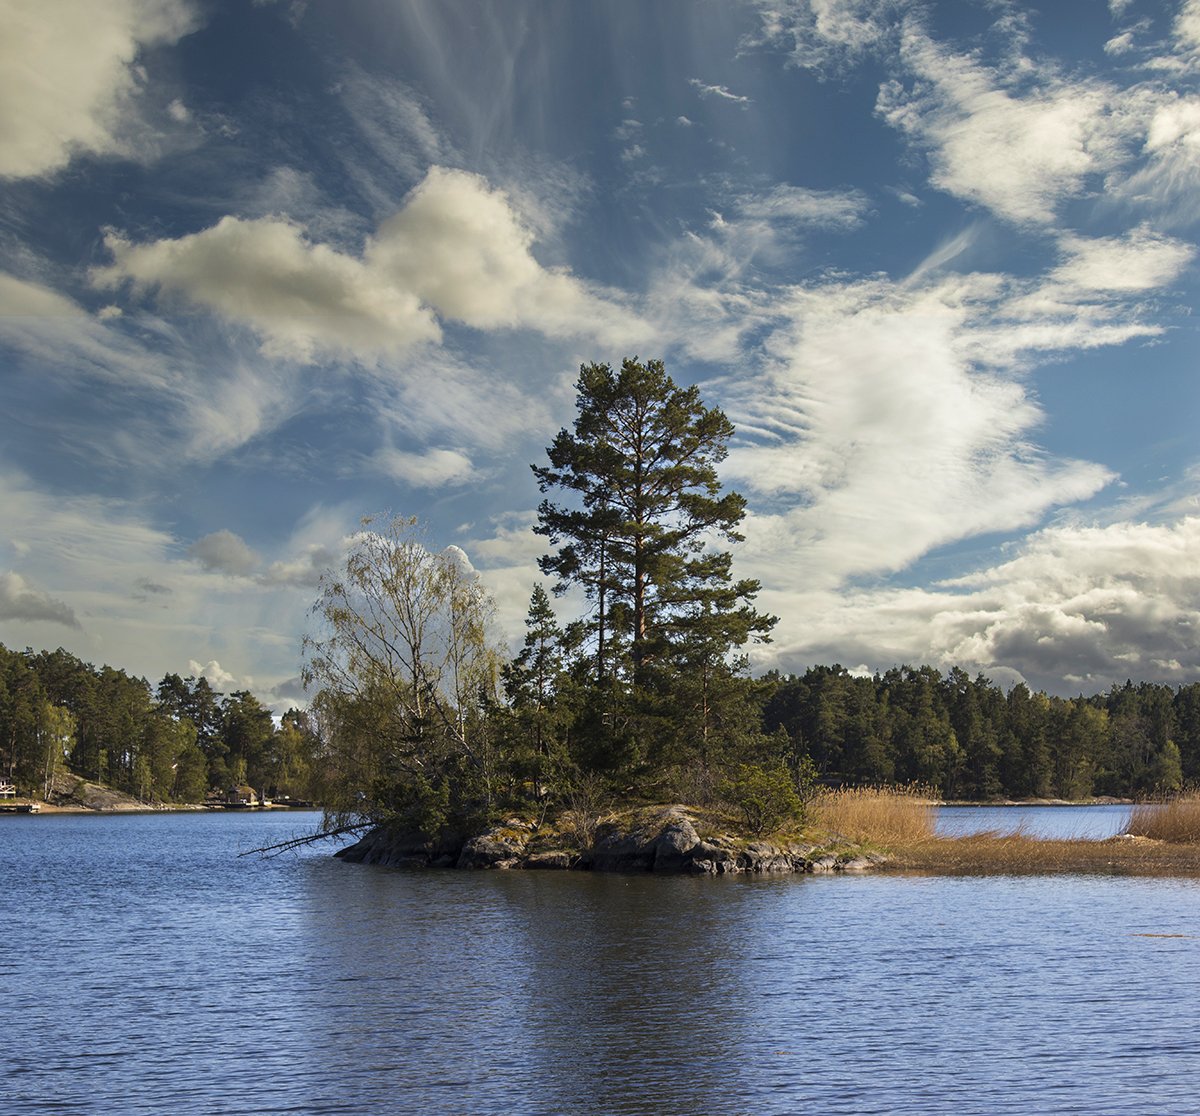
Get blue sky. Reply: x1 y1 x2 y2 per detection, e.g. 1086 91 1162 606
3 0 1200 706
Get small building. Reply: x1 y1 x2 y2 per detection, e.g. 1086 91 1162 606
0 780 16 799
225 784 260 808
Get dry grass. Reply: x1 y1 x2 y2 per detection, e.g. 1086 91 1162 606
812 786 1200 876
813 784 938 846
1126 797 1200 843
895 833 1200 876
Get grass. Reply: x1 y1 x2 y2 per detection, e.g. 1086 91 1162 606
1126 796 1200 843
812 784 938 846
811 786 1200 876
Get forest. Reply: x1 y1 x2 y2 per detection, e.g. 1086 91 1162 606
2 360 1195 821
0 643 321 803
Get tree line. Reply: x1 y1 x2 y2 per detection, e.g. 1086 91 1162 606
764 665 1197 800
0 643 321 802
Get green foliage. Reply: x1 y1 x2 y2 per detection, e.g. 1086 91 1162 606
0 643 319 804
532 357 774 779
720 763 804 836
303 515 503 834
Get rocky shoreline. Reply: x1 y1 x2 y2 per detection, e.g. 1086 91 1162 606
335 805 889 875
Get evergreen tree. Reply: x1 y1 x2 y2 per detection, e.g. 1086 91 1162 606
533 358 772 685
532 358 774 771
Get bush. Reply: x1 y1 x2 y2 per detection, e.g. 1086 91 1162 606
721 763 804 836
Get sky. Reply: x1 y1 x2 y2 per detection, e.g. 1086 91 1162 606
3 0 1200 707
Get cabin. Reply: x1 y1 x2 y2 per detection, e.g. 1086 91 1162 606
225 784 260 808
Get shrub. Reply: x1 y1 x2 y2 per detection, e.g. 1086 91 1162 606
721 763 804 836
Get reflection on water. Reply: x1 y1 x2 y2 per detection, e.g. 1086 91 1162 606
4 811 1200 1114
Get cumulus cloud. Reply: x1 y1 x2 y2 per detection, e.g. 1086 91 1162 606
759 514 1200 694
93 216 441 363
259 546 338 589
93 166 648 361
188 529 260 576
368 167 646 342
0 570 79 627
188 658 237 688
0 0 199 178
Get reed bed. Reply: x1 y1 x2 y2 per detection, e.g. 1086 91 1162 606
814 786 1200 875
896 833 1200 876
813 785 938 846
1125 796 1200 843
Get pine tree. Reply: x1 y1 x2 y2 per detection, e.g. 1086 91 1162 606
533 358 774 771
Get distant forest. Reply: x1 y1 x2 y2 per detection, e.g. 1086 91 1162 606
761 665 1197 800
0 643 320 803
2 640 1196 804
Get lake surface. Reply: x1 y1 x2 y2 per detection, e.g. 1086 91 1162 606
936 802 1134 839
4 809 1200 1114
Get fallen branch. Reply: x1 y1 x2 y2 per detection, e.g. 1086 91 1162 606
239 820 374 857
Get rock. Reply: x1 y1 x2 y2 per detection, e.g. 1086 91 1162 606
335 805 885 877
336 823 463 868
457 829 530 869
653 815 700 872
690 840 740 874
525 850 573 870
588 828 655 872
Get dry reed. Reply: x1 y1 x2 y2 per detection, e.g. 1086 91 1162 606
897 833 1200 876
813 784 938 846
1125 796 1200 843
812 786 1200 875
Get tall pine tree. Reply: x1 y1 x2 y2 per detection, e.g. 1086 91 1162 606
533 358 774 771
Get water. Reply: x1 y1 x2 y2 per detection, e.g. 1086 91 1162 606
4 809 1200 1114
936 803 1133 839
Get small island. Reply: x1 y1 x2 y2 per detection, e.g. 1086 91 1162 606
4 359 1200 877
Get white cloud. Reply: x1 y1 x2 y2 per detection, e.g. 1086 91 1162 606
371 446 477 489
688 78 753 105
0 470 366 702
1173 0 1200 61
93 216 441 363
93 166 649 362
877 23 1138 226
369 167 647 344
0 0 198 178
752 513 1200 694
996 227 1195 328
1113 94 1200 224
726 272 1116 591
187 658 237 688
0 570 79 627
188 530 260 577
748 0 897 73
735 183 870 229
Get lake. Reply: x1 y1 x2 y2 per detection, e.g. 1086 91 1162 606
4 809 1199 1114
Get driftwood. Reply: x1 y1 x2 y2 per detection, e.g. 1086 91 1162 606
239 821 373 857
